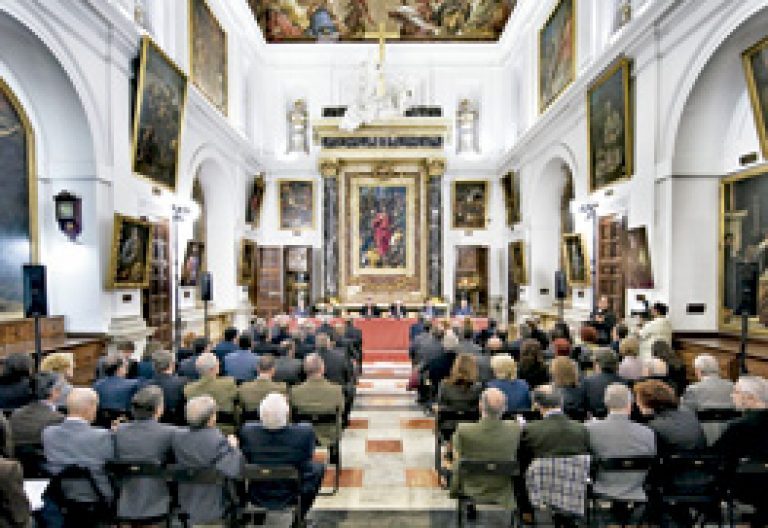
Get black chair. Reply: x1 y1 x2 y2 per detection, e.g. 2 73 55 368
291 409 340 495
106 461 172 527
168 465 237 528
240 407 261 423
588 456 655 527
241 464 302 528
434 409 480 472
14 444 48 479
653 452 724 527
46 465 113 527
454 459 520 528
696 408 742 446
726 456 768 526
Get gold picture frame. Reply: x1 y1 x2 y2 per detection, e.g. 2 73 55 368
742 35 768 159
539 0 577 112
278 179 315 231
131 35 188 192
587 56 633 193
189 0 228 115
107 213 153 289
246 175 265 228
509 240 528 286
180 241 205 287
562 233 590 286
452 179 489 230
238 239 256 286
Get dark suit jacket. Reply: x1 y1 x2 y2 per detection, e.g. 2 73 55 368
239 422 323 508
425 351 456 389
713 409 768 506
9 401 64 447
149 373 187 424
317 348 352 388
645 408 706 456
271 328 290 345
409 322 424 341
95 356 138 380
253 342 280 356
517 362 550 389
0 379 33 410
561 385 588 421
519 413 589 468
582 372 626 417
344 325 363 346
212 341 238 366
177 354 201 381
136 360 154 380
274 356 303 386
0 457 29 527
113 419 177 519
93 376 140 412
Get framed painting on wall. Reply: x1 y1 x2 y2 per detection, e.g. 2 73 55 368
238 239 256 286
562 233 590 286
501 171 521 226
539 0 576 112
624 226 654 289
279 179 315 231
452 180 488 230
189 0 227 114
131 36 188 192
108 214 153 289
743 35 768 159
509 240 528 285
245 175 265 227
587 57 633 192
180 241 204 287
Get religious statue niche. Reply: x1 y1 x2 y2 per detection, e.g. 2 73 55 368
742 35 768 159
189 0 227 114
131 36 188 191
452 180 489 230
246 175 265 227
539 0 575 111
587 57 634 192
456 99 479 154
279 179 315 231
287 100 309 154
180 241 204 287
562 233 590 287
501 171 521 227
0 79 35 313
108 214 153 289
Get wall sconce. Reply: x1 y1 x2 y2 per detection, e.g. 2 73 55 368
54 191 82 241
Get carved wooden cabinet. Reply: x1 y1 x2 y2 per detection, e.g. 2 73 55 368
454 245 489 316
255 246 284 318
143 220 172 347
596 216 626 316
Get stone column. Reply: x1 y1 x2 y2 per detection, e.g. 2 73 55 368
321 159 340 300
426 159 445 299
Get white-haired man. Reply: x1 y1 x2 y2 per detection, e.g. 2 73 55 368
681 354 734 411
239 393 324 527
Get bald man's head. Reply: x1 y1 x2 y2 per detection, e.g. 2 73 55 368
480 388 507 419
67 387 99 423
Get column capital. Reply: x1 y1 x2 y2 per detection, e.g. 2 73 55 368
319 158 341 178
425 158 446 178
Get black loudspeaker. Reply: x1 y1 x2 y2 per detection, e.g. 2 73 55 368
736 262 759 316
23 264 48 318
200 272 213 302
555 271 568 300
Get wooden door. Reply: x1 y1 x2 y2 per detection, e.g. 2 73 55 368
454 245 489 316
597 216 626 316
255 246 283 318
143 220 172 347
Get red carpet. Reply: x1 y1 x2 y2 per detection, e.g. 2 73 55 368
362 349 410 363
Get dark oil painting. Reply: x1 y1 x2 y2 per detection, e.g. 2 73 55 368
109 214 152 289
279 180 314 230
539 0 574 111
190 0 227 113
181 241 204 287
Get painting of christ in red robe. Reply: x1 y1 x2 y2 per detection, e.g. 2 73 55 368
373 211 392 257
359 186 407 269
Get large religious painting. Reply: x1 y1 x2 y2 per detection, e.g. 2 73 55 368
250 0 515 42
279 180 315 230
108 214 153 289
0 79 35 313
238 240 256 286
625 227 653 289
131 36 188 192
352 181 414 275
743 35 768 159
501 171 521 226
452 180 488 230
509 241 528 285
245 175 265 227
587 57 633 192
562 233 589 286
180 241 204 287
189 0 227 114
539 0 575 112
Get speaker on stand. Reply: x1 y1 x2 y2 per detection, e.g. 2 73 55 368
555 270 567 323
200 272 212 341
23 264 48 371
736 262 758 374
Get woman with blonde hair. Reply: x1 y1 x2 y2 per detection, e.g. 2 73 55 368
550 356 586 420
40 353 74 407
488 354 531 412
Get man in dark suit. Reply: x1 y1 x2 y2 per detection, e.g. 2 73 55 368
582 350 625 417
223 334 259 383
410 315 426 342
212 327 238 366
0 417 29 527
390 300 407 319
316 334 354 424
253 327 280 356
93 355 141 413
240 393 324 526
590 296 616 345
148 350 187 425
316 316 335 339
270 318 291 345
416 326 445 367
113 386 177 522
95 340 138 379
274 340 304 386
361 297 380 318
452 298 473 317
10 372 65 449
177 337 209 380
474 319 497 348
343 317 363 348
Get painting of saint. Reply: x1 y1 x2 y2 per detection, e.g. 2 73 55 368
452 180 488 230
0 80 33 313
132 36 188 192
245 176 265 227
509 241 528 285
279 180 314 230
624 227 654 289
109 214 152 289
539 0 575 111
190 0 227 114
238 240 256 286
358 186 408 269
562 233 589 286
588 57 633 192
180 241 204 287
743 35 768 159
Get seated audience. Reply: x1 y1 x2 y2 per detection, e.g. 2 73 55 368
239 354 288 414
452 298 473 317
611 323 629 354
633 379 706 455
617 337 644 381
551 338 572 358
582 350 625 417
253 326 279 356
474 319 497 349
223 334 259 383
0 352 34 410
148 350 187 425
642 354 669 379
176 333 197 365
113 386 177 522
40 352 75 407
450 388 521 512
651 340 686 394
95 341 138 379
517 339 549 389
239 393 324 526
488 354 531 412
425 333 459 391
92 354 141 413
413 323 442 366
681 353 734 411
290 354 344 446
183 352 237 432
213 327 239 366
343 317 363 349
172 395 244 526
271 317 291 345
42 388 115 506
437 353 483 413
638 302 672 360
550 356 587 421
459 327 482 356
274 340 303 386
586 383 656 502
0 417 30 527
177 337 209 380
410 315 426 343
390 299 407 319
315 333 353 389
485 335 505 356
136 341 161 380
10 372 64 450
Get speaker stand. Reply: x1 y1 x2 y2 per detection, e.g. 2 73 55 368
557 299 565 324
33 316 42 371
739 311 749 374
203 299 210 342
